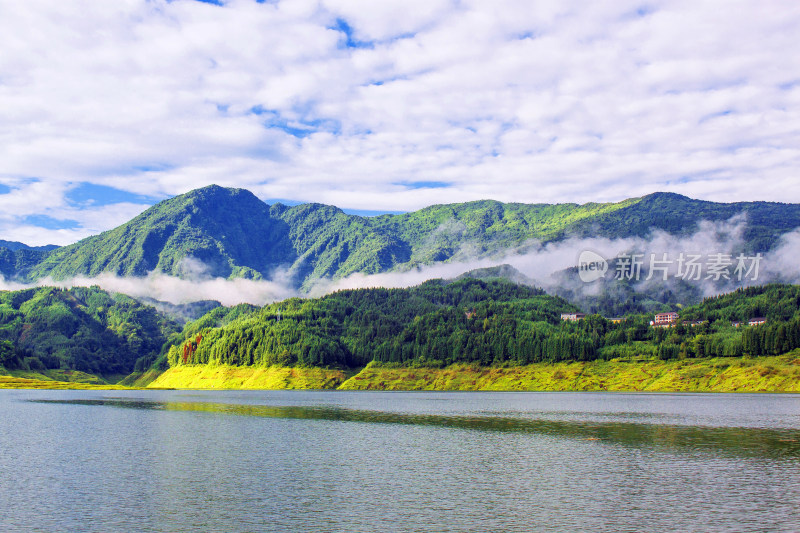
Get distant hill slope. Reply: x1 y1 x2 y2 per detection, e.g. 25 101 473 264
0 240 58 280
566 192 800 251
0 286 180 375
0 248 52 281
8 185 800 287
0 240 58 252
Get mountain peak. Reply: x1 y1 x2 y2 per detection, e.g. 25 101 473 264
641 192 692 202
178 184 260 204
456 264 534 285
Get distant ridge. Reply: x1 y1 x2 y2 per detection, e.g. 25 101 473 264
0 240 58 252
5 186 800 288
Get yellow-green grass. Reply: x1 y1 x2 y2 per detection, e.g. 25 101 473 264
10 368 107 384
339 352 800 392
146 364 356 390
117 369 166 388
0 374 127 390
4 351 800 391
0 368 134 390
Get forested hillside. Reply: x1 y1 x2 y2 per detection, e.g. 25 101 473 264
0 240 58 252
2 278 799 383
567 192 800 251
0 247 52 280
168 278 577 368
6 185 800 289
0 286 180 375
680 284 800 357
167 281 800 371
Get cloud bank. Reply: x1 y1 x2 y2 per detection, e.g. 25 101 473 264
0 272 295 308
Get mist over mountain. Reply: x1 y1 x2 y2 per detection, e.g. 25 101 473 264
3 185 800 298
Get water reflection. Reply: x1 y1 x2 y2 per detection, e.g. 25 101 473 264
31 398 800 459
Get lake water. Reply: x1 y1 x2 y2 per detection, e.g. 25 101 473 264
1 390 799 532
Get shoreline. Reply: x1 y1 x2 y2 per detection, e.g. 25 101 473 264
338 354 800 392
4 352 799 392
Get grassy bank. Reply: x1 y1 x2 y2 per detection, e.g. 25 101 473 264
146 365 356 389
339 352 800 392
3 352 799 391
0 368 127 390
117 369 166 388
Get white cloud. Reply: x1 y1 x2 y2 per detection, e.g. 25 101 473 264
0 180 152 245
0 181 70 219
1 0 800 244
0 271 295 307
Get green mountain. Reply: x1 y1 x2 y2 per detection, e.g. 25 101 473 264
565 192 800 251
0 240 58 252
167 277 579 368
456 264 536 285
27 186 291 280
3 275 799 381
9 185 800 288
0 286 181 375
167 278 800 371
0 247 52 281
0 240 58 279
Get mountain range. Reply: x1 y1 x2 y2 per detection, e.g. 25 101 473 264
3 185 800 289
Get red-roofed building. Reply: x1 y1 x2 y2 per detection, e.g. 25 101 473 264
654 312 679 327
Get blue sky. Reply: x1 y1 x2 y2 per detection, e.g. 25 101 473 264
1 0 800 245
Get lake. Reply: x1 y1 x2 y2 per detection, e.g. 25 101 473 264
1 390 799 532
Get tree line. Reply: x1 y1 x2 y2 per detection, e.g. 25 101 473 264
167 280 800 370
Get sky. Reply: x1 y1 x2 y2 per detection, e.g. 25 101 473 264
1 0 800 246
